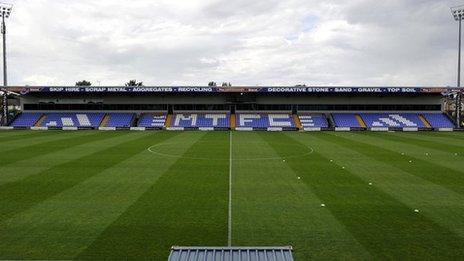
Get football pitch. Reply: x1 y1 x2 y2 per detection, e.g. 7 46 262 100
0 130 464 260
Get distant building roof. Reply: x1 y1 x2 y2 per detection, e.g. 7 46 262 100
168 246 294 261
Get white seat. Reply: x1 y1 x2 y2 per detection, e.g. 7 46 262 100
76 114 91 126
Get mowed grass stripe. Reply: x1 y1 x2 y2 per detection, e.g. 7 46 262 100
415 131 464 141
363 132 464 172
280 132 464 259
373 132 464 153
390 132 464 147
0 131 128 168
0 130 94 154
0 130 58 143
0 131 192 260
77 131 229 260
329 132 464 195
232 132 370 260
294 133 464 238
0 130 45 138
0 131 161 223
0 131 141 186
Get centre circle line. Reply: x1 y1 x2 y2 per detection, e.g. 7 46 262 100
146 142 314 161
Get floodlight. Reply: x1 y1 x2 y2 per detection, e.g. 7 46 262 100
0 3 12 18
451 5 464 21
0 2 11 126
451 5 464 127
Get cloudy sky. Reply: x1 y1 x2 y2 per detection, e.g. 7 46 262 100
5 0 464 86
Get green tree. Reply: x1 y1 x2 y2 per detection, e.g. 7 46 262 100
75 80 91 86
125 80 143 86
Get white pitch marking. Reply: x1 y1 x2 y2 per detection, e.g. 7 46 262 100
228 131 233 246
147 142 314 161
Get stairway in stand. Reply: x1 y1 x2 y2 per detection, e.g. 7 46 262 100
99 114 110 127
355 114 367 128
230 114 236 130
293 114 302 130
34 114 46 127
418 114 432 128
164 114 172 128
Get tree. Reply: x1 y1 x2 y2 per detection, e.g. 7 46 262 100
222 82 232 87
208 81 217 86
125 80 143 86
75 80 91 86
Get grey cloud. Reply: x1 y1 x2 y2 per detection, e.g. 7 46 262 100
4 0 463 86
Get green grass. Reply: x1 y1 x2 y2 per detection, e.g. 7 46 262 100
0 130 463 260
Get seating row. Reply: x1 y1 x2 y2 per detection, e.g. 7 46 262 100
9 112 455 129
10 112 134 128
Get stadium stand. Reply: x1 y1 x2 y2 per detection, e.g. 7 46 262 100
170 113 230 128
138 113 166 128
298 114 328 128
9 112 42 127
105 113 135 127
41 113 104 127
423 113 455 128
360 113 425 128
235 113 295 129
332 113 361 128
7 111 456 131
3 86 459 130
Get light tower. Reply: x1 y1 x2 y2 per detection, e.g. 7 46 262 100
451 5 464 128
0 2 11 126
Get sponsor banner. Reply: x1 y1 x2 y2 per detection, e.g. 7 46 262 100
335 127 351 131
370 127 389 131
402 127 419 132
0 126 13 130
235 127 253 131
62 127 78 131
30 126 48 130
130 127 146 131
438 128 454 131
267 127 283 131
98 127 116 131
199 127 214 131
2 86 461 94
167 127 184 131
303 127 321 131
